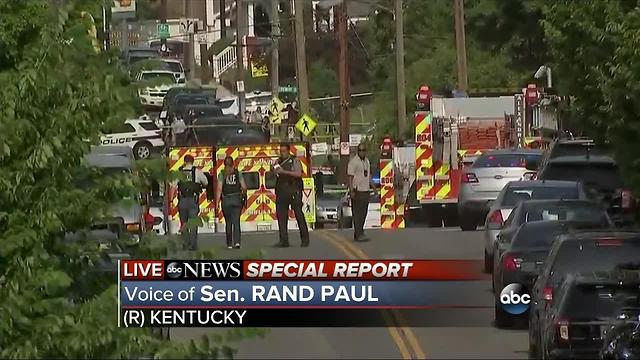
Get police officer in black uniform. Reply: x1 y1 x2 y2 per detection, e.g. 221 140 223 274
215 156 247 249
177 154 208 250
273 143 310 247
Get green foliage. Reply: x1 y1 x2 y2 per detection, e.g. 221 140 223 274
542 0 640 195
0 1 265 357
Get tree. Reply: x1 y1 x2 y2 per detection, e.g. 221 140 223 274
0 1 264 357
542 0 640 196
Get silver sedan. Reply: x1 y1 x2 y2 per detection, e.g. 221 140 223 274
458 149 542 231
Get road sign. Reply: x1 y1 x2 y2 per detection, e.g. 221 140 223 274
311 142 328 155
197 32 207 44
295 114 317 137
349 134 363 147
287 125 295 140
340 142 350 155
179 18 195 34
157 23 169 39
236 81 245 93
302 178 316 224
251 61 268 78
279 85 298 93
269 97 285 124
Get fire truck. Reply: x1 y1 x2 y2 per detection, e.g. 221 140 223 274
161 123 315 236
407 94 540 227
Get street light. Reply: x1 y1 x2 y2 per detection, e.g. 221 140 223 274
534 65 552 89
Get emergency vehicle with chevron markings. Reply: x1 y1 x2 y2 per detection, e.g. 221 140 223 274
412 96 523 227
164 143 315 235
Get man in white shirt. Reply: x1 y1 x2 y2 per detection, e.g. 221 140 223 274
177 154 209 250
347 144 372 242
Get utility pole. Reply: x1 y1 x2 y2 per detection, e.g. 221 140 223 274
200 2 209 83
220 0 227 38
270 0 280 98
336 1 350 184
394 0 406 139
185 0 196 79
160 0 167 52
236 0 246 117
454 0 468 93
293 0 310 115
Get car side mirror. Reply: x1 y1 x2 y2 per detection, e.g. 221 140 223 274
178 78 186 84
521 171 537 181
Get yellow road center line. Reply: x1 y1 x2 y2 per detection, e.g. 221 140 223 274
323 230 427 360
317 231 424 359
315 231 412 360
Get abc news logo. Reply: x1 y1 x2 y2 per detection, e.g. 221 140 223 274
499 283 531 315
165 261 242 280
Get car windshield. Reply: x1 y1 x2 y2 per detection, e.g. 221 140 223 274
504 186 579 206
176 96 209 105
551 143 612 159
550 240 640 284
560 284 639 318
524 203 609 224
141 72 175 83
473 153 540 168
512 224 565 249
188 106 222 117
164 61 183 73
543 162 623 191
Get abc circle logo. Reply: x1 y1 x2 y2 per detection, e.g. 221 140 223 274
166 262 183 279
499 283 531 315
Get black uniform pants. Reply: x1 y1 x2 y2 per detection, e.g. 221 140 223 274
352 191 370 240
222 193 242 247
276 189 309 245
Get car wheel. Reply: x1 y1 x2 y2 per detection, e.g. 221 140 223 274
484 251 493 274
494 299 512 328
134 141 152 160
426 209 442 227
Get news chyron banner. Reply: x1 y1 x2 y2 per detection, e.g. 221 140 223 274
118 259 484 327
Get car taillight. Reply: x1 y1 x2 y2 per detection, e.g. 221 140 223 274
502 254 521 271
487 210 504 227
543 286 553 302
621 189 633 209
462 172 479 183
555 318 569 341
596 238 623 246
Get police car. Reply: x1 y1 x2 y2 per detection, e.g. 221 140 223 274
99 116 164 159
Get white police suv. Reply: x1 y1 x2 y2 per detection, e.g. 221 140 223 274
99 116 164 160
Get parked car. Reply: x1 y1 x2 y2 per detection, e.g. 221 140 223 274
536 154 636 226
99 117 164 160
166 93 214 120
537 270 640 359
135 70 180 109
536 137 611 172
490 199 612 272
161 87 216 113
315 191 346 228
161 58 186 83
529 231 640 357
492 220 608 328
337 190 381 229
458 148 542 231
483 180 588 272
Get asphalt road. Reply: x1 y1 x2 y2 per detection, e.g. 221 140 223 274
169 226 529 359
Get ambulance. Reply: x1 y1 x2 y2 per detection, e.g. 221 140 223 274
164 143 316 234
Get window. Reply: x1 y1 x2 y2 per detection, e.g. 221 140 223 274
216 99 235 109
503 186 579 206
265 171 277 189
560 285 639 318
243 172 260 190
112 123 136 133
473 153 541 168
542 162 623 191
164 61 184 73
141 72 176 83
139 122 159 131
551 242 640 284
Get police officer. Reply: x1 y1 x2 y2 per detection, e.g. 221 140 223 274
177 154 208 250
273 143 309 247
347 144 372 242
215 156 247 249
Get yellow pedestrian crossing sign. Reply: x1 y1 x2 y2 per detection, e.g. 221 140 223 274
269 97 285 124
295 114 317 137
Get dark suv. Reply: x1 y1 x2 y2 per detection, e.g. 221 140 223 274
529 231 640 356
538 270 640 359
537 154 636 225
